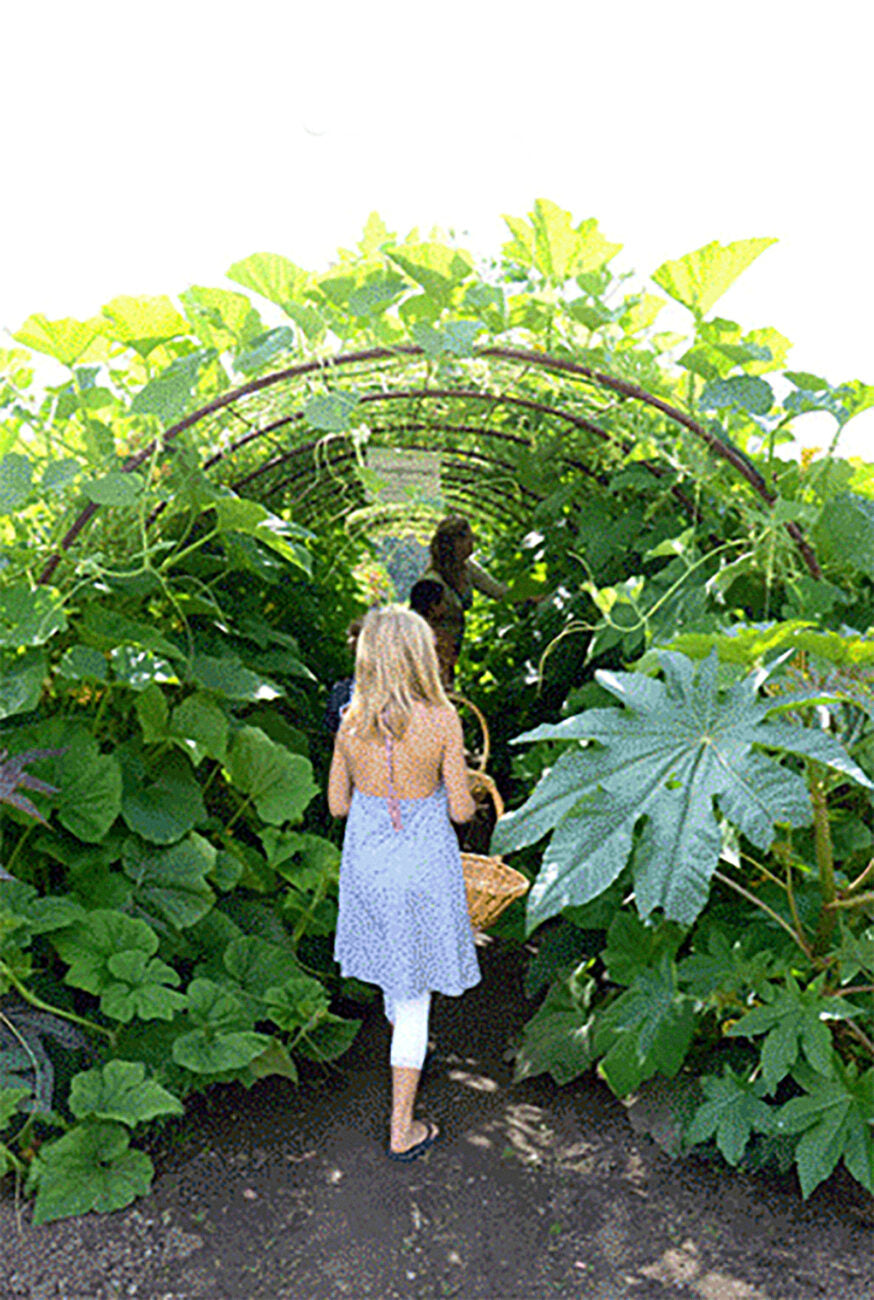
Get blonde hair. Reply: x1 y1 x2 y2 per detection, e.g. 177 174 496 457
342 604 450 740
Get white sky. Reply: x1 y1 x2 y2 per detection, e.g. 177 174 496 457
2 0 872 457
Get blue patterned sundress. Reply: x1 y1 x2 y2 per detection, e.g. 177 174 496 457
333 736 481 1003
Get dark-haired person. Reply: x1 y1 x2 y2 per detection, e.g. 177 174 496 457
409 578 458 685
420 516 508 658
324 618 364 734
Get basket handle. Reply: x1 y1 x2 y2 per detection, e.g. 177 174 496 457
468 770 505 821
449 693 490 772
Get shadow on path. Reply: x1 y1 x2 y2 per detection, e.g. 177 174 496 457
3 937 874 1299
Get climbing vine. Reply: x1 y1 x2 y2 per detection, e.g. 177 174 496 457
1 198 874 1217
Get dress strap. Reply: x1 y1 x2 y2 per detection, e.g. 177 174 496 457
385 733 402 832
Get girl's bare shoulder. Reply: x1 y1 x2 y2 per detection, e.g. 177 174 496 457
411 700 458 735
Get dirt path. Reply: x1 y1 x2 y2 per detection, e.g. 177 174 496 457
3 936 874 1300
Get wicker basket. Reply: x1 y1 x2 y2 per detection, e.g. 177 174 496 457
451 695 530 930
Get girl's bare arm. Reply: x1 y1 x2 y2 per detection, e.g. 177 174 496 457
441 708 476 823
327 734 353 817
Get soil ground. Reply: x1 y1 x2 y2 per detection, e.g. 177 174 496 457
3 935 874 1300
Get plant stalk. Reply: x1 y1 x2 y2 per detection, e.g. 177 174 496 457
808 763 837 952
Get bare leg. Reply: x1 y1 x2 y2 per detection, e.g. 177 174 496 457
388 992 437 1153
391 1066 437 1153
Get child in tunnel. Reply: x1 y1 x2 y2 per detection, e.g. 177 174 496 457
327 605 481 1160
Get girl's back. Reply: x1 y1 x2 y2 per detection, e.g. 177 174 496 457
332 701 474 822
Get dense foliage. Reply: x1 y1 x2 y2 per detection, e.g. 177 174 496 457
2 199 874 1217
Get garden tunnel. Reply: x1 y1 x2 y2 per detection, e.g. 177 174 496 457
38 343 823 589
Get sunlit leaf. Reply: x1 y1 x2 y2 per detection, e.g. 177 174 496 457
227 252 311 310
100 295 190 356
13 315 105 367
0 453 33 514
180 285 263 351
652 238 776 317
224 727 317 826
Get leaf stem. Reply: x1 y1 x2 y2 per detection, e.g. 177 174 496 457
712 870 812 958
842 1019 874 1062
847 857 874 894
0 961 114 1043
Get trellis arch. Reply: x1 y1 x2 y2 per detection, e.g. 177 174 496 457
39 343 821 586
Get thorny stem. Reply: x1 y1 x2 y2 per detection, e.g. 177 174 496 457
809 763 837 952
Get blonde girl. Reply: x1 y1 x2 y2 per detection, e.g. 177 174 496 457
328 605 480 1160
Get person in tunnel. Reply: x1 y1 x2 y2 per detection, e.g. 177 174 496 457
419 515 507 660
328 605 481 1160
409 577 458 686
323 618 364 734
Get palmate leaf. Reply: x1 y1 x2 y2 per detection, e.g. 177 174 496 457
726 975 859 1094
100 949 188 1022
513 963 599 1085
171 978 271 1074
776 1064 874 1198
69 1060 183 1125
52 909 159 995
29 1121 153 1224
652 238 776 318
686 1068 776 1165
493 651 872 931
224 727 317 826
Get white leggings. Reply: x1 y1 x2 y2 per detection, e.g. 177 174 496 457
384 990 431 1069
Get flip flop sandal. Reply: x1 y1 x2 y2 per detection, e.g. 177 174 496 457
387 1121 441 1162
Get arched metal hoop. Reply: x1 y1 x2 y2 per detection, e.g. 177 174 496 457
37 344 821 583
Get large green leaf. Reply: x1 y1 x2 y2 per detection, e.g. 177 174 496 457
13 314 105 367
121 834 215 928
726 975 858 1094
100 294 190 356
30 1121 153 1224
0 585 66 647
189 653 280 701
776 1065 874 1198
225 727 317 826
121 751 207 844
79 604 185 662
387 242 474 304
0 649 46 720
56 732 123 843
180 285 263 351
170 693 228 764
213 497 312 574
503 200 621 283
226 252 311 311
100 949 188 1022
83 471 144 508
52 909 159 995
0 453 33 514
171 978 271 1073
652 238 776 317
493 651 872 930
69 1060 183 1125
593 955 695 1096
130 349 216 424
813 493 874 580
686 1069 776 1165
513 963 599 1085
